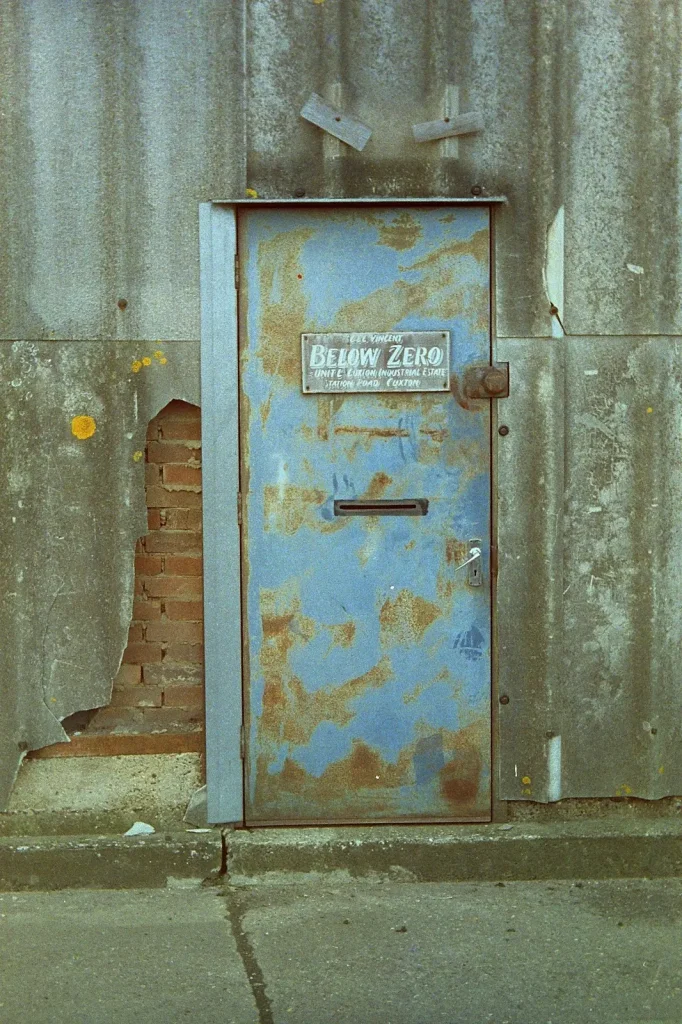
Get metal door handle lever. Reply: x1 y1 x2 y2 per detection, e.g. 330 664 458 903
455 540 483 587
456 547 481 570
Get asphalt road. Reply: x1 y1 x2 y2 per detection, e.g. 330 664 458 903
1 878 681 1023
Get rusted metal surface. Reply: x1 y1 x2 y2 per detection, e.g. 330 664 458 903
0 341 199 810
496 336 682 801
238 204 491 824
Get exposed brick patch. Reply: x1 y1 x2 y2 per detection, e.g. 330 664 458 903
55 401 207 761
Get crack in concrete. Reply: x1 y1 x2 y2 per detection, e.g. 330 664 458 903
224 887 274 1024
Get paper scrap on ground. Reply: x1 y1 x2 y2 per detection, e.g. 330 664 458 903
124 821 156 836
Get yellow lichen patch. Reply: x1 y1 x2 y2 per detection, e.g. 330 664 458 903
132 450 144 462
131 360 143 373
71 415 96 440
154 350 164 360
379 589 441 647
142 356 152 366
245 187 259 198
646 406 653 414
521 775 531 785
159 357 167 365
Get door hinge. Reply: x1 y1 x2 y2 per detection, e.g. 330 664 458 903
237 491 242 525
239 724 246 760
234 253 240 290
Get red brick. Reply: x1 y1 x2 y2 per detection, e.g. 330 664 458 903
145 463 162 486
161 509 203 531
140 707 204 732
112 664 142 687
146 621 204 644
132 599 162 621
122 642 164 664
164 644 205 664
147 509 162 531
127 623 145 643
87 707 145 732
134 578 145 596
146 486 202 508
147 441 201 464
165 600 203 621
163 685 204 708
110 686 164 708
135 554 163 576
142 532 202 554
144 663 204 686
142 576 203 598
147 419 161 441
159 400 200 419
159 420 202 441
165 556 203 576
163 464 202 488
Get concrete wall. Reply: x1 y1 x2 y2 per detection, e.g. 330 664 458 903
2 0 681 813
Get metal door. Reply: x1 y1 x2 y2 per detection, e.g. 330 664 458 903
238 205 491 824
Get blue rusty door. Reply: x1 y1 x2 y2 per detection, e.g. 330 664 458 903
238 205 491 824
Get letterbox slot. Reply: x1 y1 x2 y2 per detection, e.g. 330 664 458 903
333 499 429 517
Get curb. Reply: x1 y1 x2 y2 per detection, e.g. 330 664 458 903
0 832 224 891
225 820 682 885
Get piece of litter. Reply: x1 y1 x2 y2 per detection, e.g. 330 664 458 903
626 263 644 275
500 824 513 831
124 821 155 836
185 828 212 833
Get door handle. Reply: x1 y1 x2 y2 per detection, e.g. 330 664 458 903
455 540 482 587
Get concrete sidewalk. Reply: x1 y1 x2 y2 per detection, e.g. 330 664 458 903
1 878 681 1024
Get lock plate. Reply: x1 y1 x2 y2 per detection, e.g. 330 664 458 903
463 362 509 400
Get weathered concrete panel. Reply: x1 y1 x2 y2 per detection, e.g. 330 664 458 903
497 337 682 801
564 0 682 336
0 341 200 811
0 0 244 342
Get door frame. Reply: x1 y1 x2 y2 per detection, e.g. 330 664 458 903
199 198 504 825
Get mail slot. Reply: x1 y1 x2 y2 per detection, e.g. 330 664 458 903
333 498 429 516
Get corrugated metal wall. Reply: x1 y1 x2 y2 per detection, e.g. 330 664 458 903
1 0 681 807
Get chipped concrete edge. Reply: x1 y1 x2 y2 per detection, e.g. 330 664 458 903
225 820 682 886
0 831 224 892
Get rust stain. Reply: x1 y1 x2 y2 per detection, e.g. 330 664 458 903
330 620 356 649
263 484 327 535
419 427 448 442
399 228 489 275
445 538 468 566
316 395 345 441
260 392 273 429
251 718 489 819
405 539 416 551
402 666 451 705
375 211 423 252
334 425 410 439
364 471 392 500
257 226 314 388
439 743 482 805
379 589 441 647
258 636 394 749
